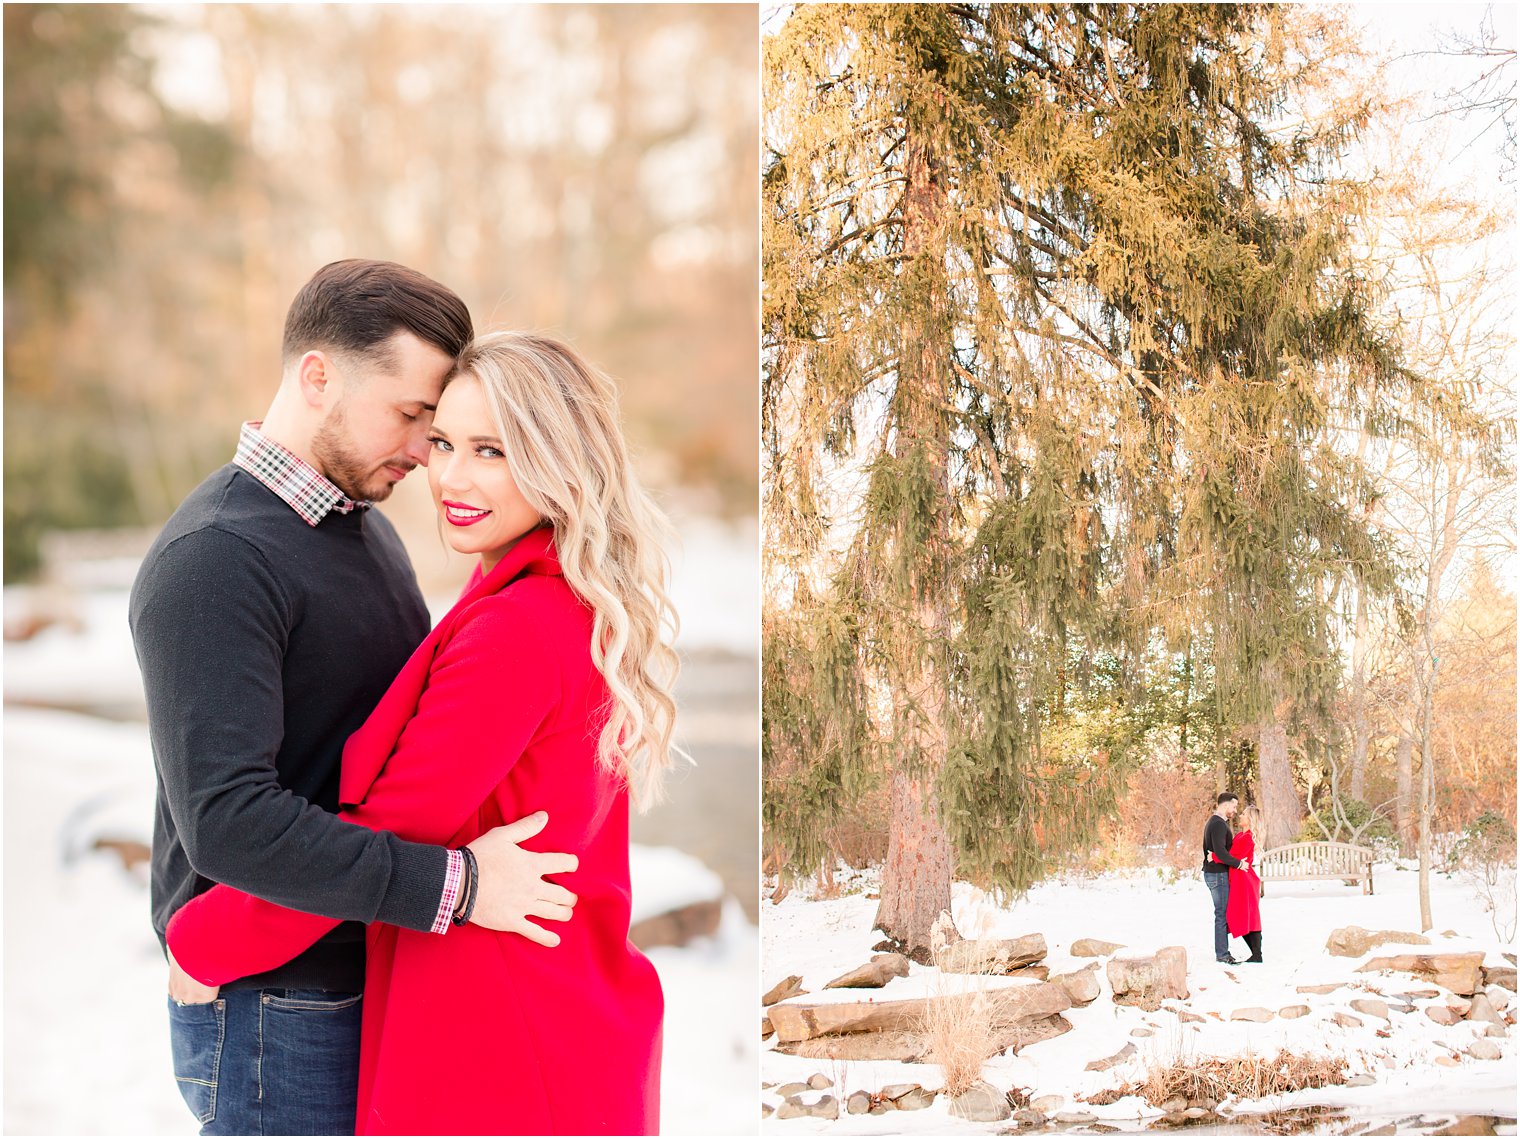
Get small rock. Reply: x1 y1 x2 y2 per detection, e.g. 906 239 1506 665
880 1083 919 1101
1436 1117 1500 1135
1297 983 1342 995
1159 1096 1187 1114
776 1098 834 1121
760 1102 773 1117
1012 1107 1049 1125
1055 1111 1098 1124
1467 1039 1503 1061
868 1102 893 1115
1485 1023 1508 1038
1052 964 1102 1006
1279 1005 1310 1019
807 1073 832 1090
1187 1097 1218 1111
1331 1012 1363 1028
762 974 806 1006
1346 1074 1376 1087
1131 1027 1154 1037
938 934 1047 975
1505 953 1517 965
775 1081 809 1097
1426 1006 1461 1026
1072 938 1125 957
949 1080 1012 1123
1468 993 1504 1024
1085 1042 1137 1072
846 1091 871 1114
894 1087 936 1111
825 954 911 989
1183 1106 1210 1119
1031 1094 1064 1113
1350 998 1390 1021
761 1015 773 1039
1231 1007 1274 1022
1477 967 1513 991
1449 996 1474 1016
1177 1010 1206 1024
1434 1055 1462 1067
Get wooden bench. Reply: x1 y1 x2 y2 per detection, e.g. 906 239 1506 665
1257 841 1375 895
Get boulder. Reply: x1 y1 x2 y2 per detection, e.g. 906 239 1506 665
807 1073 832 1090
938 934 1047 975
880 1083 919 1100
762 974 806 1006
1326 925 1430 958
949 1081 1012 1123
1466 1039 1502 1061
1052 963 1101 1006
1482 965 1517 993
1279 1005 1310 1019
1231 1007 1274 1023
1085 1042 1137 1072
846 1091 871 1115
1357 952 1485 996
825 954 910 989
775 1082 810 1097
767 980 1072 1041
1072 938 1125 957
1108 947 1189 1011
1350 999 1390 1021
1426 1006 1461 1026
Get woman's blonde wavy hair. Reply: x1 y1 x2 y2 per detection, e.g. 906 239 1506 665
448 331 680 808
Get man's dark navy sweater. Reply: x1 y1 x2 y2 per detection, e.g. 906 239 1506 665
1202 813 1241 874
130 465 447 992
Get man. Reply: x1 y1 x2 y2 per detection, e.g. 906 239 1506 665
130 260 577 1135
1202 791 1245 965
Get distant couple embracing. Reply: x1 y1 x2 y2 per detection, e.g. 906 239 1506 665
1201 792 1264 965
131 260 677 1135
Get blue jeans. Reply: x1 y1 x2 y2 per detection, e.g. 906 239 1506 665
1204 871 1231 960
168 989 361 1135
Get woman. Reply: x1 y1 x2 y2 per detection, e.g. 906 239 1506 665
166 332 679 1135
1224 804 1263 963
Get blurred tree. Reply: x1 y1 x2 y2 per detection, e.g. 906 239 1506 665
762 3 1445 954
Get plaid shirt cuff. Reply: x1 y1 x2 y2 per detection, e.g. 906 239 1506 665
432 849 466 934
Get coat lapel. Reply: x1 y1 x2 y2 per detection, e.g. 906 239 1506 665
339 526 563 807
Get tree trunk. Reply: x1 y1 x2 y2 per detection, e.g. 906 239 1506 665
1395 728 1415 857
1256 719 1299 851
875 768 955 961
872 106 956 959
1349 583 1370 802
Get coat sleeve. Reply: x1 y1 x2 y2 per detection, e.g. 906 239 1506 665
167 591 562 986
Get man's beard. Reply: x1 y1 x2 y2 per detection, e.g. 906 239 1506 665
311 402 408 503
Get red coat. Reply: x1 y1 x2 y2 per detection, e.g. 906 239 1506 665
167 526 662 1135
1226 829 1262 937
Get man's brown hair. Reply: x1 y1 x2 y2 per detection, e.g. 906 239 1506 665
282 259 473 370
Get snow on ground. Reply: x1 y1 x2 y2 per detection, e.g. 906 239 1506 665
3 706 757 1135
762 864 1517 1134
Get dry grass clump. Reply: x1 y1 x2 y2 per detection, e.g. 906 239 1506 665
919 983 1000 1096
1111 1049 1348 1106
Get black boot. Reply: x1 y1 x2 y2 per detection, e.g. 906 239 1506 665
1244 931 1263 963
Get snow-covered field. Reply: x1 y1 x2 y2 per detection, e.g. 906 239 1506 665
2 544 760 1134
762 865 1517 1134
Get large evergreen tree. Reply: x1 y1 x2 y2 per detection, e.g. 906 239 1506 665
763 3 1433 954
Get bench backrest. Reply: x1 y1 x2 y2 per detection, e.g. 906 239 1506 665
1258 841 1373 877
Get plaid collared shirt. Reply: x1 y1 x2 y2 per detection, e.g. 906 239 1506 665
231 420 464 934
232 421 368 527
